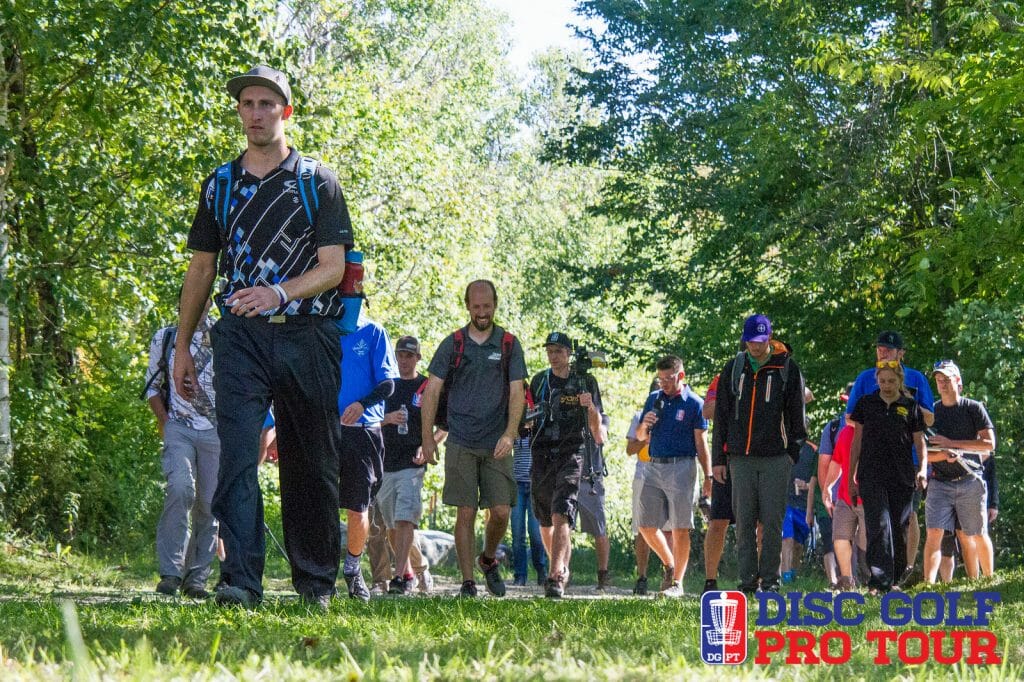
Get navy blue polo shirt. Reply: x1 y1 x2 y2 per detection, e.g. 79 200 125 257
642 386 708 458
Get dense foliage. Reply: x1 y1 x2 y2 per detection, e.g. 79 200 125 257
552 0 1024 557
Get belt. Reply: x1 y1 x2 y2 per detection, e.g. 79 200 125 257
342 422 381 430
649 456 690 464
936 474 978 484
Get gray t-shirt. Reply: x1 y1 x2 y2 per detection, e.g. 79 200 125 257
427 325 527 450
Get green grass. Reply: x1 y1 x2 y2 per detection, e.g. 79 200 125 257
0 535 1021 680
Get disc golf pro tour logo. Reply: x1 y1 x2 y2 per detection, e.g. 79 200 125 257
701 591 748 664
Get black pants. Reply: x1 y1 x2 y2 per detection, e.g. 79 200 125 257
860 478 914 590
211 313 343 598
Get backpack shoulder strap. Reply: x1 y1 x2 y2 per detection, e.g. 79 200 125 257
501 331 515 384
730 351 746 395
296 156 320 226
214 162 234 233
828 417 841 446
452 327 467 370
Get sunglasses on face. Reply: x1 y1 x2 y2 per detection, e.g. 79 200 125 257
876 360 900 369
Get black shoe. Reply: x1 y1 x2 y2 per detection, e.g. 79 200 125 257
537 571 548 587
544 575 565 599
344 572 371 602
459 580 478 597
214 585 259 608
156 575 182 596
758 581 781 593
478 554 506 597
597 570 611 591
702 578 719 594
633 576 648 596
388 576 414 596
512 576 527 587
738 582 758 595
299 592 332 612
181 583 211 600
898 567 923 589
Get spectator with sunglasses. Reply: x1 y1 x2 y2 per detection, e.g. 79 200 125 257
848 361 928 594
922 361 996 583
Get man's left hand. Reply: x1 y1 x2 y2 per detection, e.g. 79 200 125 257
340 402 365 426
226 285 280 318
493 434 514 459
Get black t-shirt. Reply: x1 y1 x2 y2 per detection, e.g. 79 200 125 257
382 375 427 472
850 391 924 488
187 148 354 316
931 397 994 482
529 370 602 450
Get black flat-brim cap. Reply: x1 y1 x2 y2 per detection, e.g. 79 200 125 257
227 65 291 105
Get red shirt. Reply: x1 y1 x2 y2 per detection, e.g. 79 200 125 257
830 424 861 505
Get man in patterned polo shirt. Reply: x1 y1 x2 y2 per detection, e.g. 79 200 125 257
174 65 354 608
145 297 219 600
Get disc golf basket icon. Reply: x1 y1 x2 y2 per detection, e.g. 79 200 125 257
707 592 743 645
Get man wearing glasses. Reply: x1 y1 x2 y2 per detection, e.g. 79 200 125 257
635 355 711 597
844 330 934 587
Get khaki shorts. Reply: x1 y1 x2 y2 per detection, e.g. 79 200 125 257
442 441 516 510
833 499 867 546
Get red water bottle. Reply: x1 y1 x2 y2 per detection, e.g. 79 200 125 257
337 250 364 295
337 250 364 333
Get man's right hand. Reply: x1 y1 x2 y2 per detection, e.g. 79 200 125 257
382 409 407 426
421 439 438 465
641 411 658 428
712 464 727 485
173 350 197 401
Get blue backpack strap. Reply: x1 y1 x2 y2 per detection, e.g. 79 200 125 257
214 162 233 235
296 156 319 226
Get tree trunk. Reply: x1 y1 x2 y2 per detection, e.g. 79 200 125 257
0 34 21 500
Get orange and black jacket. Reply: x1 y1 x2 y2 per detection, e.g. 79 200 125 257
711 347 807 467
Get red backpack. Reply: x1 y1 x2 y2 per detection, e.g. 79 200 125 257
416 326 516 429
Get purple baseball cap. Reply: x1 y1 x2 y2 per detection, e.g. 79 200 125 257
741 314 772 343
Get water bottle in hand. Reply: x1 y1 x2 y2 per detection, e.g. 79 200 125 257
397 404 409 435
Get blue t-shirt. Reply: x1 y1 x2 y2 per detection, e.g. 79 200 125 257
337 318 400 425
846 365 934 416
847 364 933 465
641 386 708 458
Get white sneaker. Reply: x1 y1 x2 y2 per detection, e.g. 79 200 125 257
661 581 686 598
416 569 433 594
369 581 388 597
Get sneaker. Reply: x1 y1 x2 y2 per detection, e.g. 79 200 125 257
370 581 388 596
513 575 527 587
544 575 565 599
738 582 758 595
299 592 332 612
836 575 857 592
214 585 259 608
596 570 611 591
388 576 414 596
459 580 478 597
344 572 371 602
758 581 781 594
702 578 718 595
633 575 649 595
416 569 433 594
156 575 182 596
477 554 506 597
661 581 686 598
660 566 675 592
181 583 211 600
